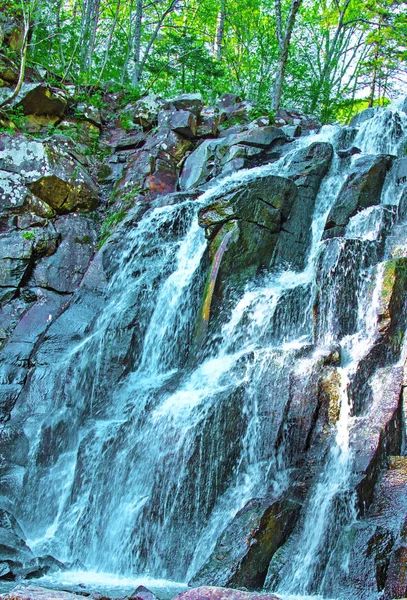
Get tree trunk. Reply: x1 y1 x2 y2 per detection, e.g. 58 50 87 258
272 57 286 112
368 24 381 108
213 0 226 60
131 0 143 87
0 10 30 109
271 0 303 112
97 0 121 85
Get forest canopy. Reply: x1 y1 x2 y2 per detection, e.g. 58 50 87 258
1 0 407 123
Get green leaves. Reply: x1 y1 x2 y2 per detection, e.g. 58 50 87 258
1 0 406 120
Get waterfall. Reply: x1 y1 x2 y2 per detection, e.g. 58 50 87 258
13 104 407 598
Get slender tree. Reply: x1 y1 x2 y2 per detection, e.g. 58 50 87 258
272 0 303 112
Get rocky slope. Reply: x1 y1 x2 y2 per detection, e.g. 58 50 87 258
1 76 407 600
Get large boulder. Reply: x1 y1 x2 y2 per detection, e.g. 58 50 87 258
0 135 98 213
198 174 298 299
274 108 321 131
180 127 287 191
180 138 224 190
114 127 191 202
338 456 407 599
350 107 377 127
158 109 197 139
199 174 297 235
216 94 253 123
197 106 220 138
165 93 205 116
324 154 392 234
0 84 67 117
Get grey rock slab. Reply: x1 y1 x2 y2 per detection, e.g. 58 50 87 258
31 214 97 293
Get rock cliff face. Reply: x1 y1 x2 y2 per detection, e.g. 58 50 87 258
1 84 407 600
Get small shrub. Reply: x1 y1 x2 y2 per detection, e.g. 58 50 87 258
98 211 126 249
21 231 35 241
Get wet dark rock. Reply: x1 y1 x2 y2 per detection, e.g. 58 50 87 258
314 238 378 342
272 142 334 269
0 288 69 420
0 425 29 469
350 107 377 127
324 154 392 233
191 497 300 589
378 257 407 340
198 174 297 236
337 146 361 158
136 384 248 575
327 456 407 599
351 366 403 513
16 554 67 579
197 175 298 301
180 128 287 191
0 509 33 569
337 126 358 149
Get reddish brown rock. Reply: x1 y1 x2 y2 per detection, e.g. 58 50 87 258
144 171 178 200
0 585 84 600
129 585 159 600
173 587 280 600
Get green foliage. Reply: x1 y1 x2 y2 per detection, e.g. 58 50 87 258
0 106 28 132
2 0 406 120
120 112 135 132
98 211 127 249
21 231 35 241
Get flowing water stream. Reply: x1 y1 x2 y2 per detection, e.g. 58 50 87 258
12 105 407 599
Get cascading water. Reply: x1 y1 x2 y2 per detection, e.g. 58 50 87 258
11 104 407 599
